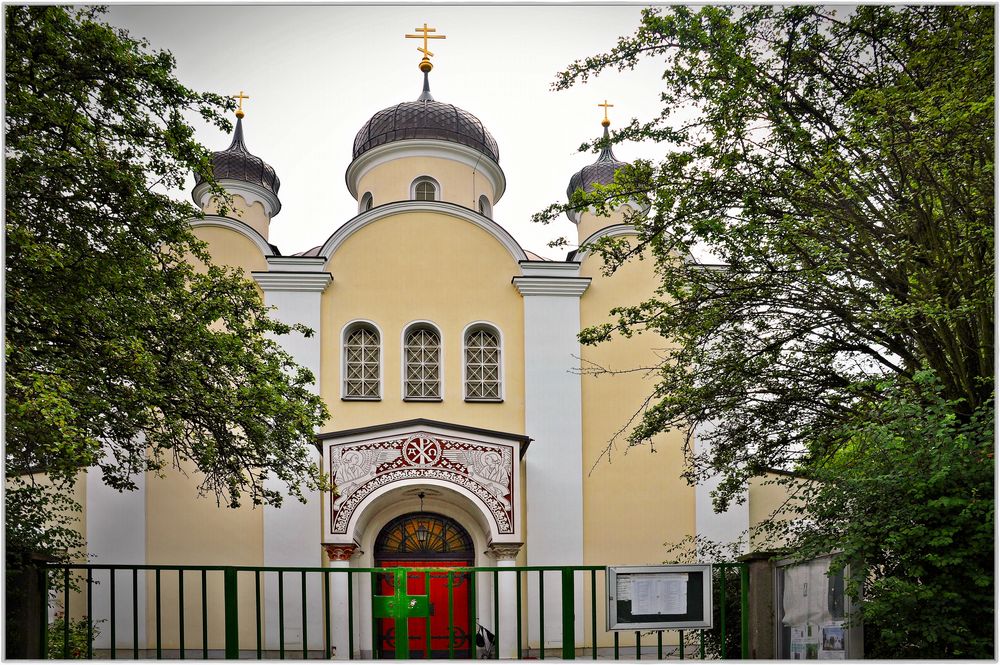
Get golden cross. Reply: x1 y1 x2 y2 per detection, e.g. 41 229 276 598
405 23 446 59
598 99 614 127
233 90 250 119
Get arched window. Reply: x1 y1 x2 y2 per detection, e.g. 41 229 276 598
360 192 373 212
464 326 501 401
404 325 441 400
343 323 380 399
375 512 473 558
411 177 439 202
478 195 492 218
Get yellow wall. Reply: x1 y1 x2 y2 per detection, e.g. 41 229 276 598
144 458 263 648
749 472 807 550
319 210 524 436
578 232 694 647
577 207 631 246
190 224 269 277
202 195 271 241
356 156 496 212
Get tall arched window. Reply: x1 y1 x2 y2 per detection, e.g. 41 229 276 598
360 192 374 212
404 325 441 400
344 323 381 399
464 326 501 401
411 177 439 201
478 195 492 218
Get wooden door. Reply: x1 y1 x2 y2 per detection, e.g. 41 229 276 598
376 559 471 658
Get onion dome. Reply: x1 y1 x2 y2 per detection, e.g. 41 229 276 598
194 117 280 195
566 125 627 200
352 72 499 164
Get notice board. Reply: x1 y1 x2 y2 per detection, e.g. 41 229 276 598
606 564 713 630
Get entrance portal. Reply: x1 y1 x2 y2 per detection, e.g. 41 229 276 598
374 512 474 658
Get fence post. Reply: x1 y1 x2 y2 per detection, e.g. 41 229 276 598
561 569 575 660
740 565 750 659
224 568 239 659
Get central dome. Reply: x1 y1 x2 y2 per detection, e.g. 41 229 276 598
352 74 499 164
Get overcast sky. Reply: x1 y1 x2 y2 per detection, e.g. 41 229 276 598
105 4 672 257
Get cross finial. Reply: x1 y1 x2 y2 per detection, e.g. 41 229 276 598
405 23 446 72
233 90 250 119
598 99 614 127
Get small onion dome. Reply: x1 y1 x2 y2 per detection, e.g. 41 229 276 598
352 72 499 164
194 117 280 195
566 126 628 200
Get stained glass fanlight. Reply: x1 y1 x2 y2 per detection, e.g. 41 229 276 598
375 512 473 556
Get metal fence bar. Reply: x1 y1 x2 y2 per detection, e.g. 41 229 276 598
201 570 208 659
516 570 522 660
613 630 619 660
109 570 116 660
493 570 500 660
425 571 431 658
469 570 478 660
39 568 49 659
538 571 544 660
223 568 239 659
155 568 162 659
719 566 727 658
679 630 685 660
635 630 640 660
179 570 186 659
134 569 140 660
87 568 93 659
370 572 378 660
278 571 285 659
699 628 705 659
323 570 331 659
562 569 575 660
740 565 750 659
256 571 262 659
591 570 597 660
301 570 308 660
657 630 662 659
63 567 70 659
347 571 355 659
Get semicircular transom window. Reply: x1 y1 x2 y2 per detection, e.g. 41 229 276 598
375 512 473 556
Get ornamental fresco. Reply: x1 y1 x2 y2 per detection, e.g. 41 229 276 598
328 433 516 536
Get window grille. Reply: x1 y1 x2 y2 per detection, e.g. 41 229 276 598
414 180 437 201
344 325 380 398
404 327 441 399
465 328 501 400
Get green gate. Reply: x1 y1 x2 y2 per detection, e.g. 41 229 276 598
39 563 749 659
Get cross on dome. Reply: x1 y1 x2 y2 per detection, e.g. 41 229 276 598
232 90 250 119
405 23 446 72
598 99 614 127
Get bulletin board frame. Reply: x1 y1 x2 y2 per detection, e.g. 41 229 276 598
606 564 714 631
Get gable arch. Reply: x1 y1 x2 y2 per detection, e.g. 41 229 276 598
318 200 528 264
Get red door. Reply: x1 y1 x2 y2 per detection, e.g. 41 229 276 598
377 559 471 659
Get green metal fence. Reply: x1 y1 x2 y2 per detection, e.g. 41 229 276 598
40 563 748 660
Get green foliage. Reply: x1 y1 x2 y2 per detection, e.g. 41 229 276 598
5 6 329 563
545 5 994 657
47 613 101 659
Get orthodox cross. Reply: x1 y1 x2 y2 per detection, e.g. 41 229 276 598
233 90 250 119
598 99 614 127
372 568 430 658
406 23 446 69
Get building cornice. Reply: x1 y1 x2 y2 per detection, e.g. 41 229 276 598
345 139 506 203
192 178 282 217
252 271 332 292
189 215 274 257
265 256 328 272
511 276 591 297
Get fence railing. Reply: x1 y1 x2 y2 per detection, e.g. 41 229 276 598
41 563 748 660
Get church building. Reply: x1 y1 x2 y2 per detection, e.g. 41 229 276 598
79 27 787 659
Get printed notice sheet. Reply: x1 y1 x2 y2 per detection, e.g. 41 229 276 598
616 576 632 601
631 573 688 615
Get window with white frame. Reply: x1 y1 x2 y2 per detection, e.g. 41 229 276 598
404 326 441 399
360 192 373 212
464 327 501 400
412 177 438 201
478 195 492 218
344 324 380 399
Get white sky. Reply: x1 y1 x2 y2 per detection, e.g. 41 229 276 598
105 4 672 257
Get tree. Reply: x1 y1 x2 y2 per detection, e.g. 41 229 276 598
5 6 330 564
541 5 993 657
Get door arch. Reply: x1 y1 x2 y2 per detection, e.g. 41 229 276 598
375 513 474 658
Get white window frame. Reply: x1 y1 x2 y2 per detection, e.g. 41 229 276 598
478 194 492 218
400 320 444 402
410 175 442 202
462 321 504 402
341 319 383 401
359 191 374 213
